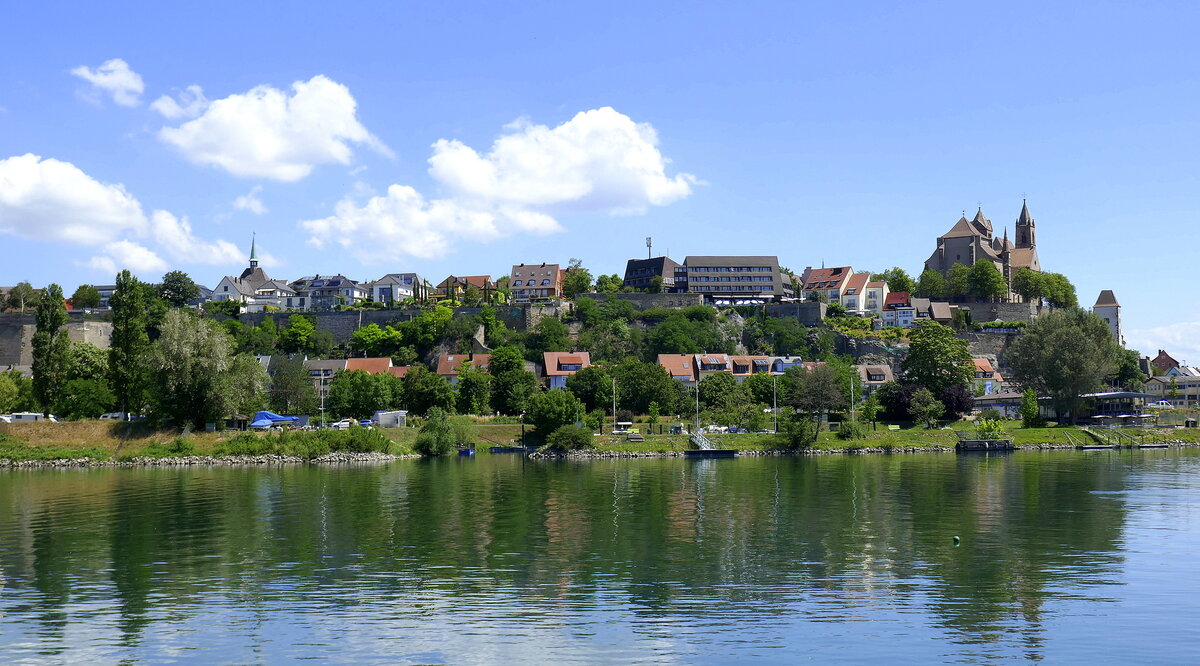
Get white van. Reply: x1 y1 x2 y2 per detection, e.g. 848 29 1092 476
100 412 128 421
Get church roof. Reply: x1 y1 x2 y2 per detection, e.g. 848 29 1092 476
1094 290 1120 307
1009 247 1038 270
971 207 993 235
939 216 978 238
1017 200 1033 226
238 265 269 284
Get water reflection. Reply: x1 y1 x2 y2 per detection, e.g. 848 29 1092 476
0 451 1192 663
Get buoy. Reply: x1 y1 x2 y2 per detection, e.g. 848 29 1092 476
953 536 961 546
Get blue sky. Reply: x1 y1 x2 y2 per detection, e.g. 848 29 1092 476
1 1 1198 361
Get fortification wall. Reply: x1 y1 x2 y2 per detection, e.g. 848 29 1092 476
0 314 113 366
960 301 1043 323
763 302 826 325
578 292 704 309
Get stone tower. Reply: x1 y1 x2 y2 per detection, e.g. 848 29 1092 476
1093 290 1123 346
1015 199 1036 248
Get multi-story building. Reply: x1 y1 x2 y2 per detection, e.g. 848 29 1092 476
364 274 416 305
290 274 366 310
623 256 679 292
863 280 889 315
542 351 591 389
881 292 916 328
509 263 562 303
211 238 301 312
799 266 854 303
436 275 496 302
672 256 790 303
1146 375 1200 408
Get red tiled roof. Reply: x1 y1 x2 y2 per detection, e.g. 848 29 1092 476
543 351 592 376
973 358 995 373
884 292 911 309
657 354 696 382
436 353 492 376
389 366 411 378
843 272 870 295
730 355 770 375
803 266 853 290
346 357 393 375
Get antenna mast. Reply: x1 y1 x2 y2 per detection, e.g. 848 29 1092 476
646 236 652 259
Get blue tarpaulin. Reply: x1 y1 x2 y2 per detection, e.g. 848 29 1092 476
250 411 299 428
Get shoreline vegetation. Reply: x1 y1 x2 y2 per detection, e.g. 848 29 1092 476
1 420 1198 468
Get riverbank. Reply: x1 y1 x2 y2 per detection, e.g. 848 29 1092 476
2 420 1198 467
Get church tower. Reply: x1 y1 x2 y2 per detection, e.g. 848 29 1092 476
1015 200 1036 248
249 233 259 269
1093 290 1123 346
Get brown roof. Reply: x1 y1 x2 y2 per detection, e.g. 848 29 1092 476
1009 247 1038 270
939 216 978 239
929 301 953 320
1094 290 1119 308
730 355 770 376
346 357 394 375
436 353 492 376
657 354 696 382
973 358 995 373
438 274 494 290
855 365 894 384
543 351 592 377
884 292 910 309
389 366 411 378
865 281 886 289
802 266 853 290
843 272 870 295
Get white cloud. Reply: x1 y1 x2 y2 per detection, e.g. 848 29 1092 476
1127 322 1200 366
86 240 167 275
150 210 244 264
302 107 695 261
158 75 389 181
150 84 208 120
71 58 144 106
428 106 695 213
0 153 147 244
232 185 267 215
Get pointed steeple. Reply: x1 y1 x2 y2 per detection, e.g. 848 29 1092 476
249 233 259 268
1017 199 1032 226
1015 200 1036 248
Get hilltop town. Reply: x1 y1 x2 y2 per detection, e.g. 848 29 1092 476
0 201 1192 444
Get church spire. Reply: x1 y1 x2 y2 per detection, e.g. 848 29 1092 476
249 233 259 268
1015 200 1035 248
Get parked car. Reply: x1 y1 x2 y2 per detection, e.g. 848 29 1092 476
330 419 355 430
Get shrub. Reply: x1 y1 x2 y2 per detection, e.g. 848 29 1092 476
1019 388 1046 428
775 410 818 450
414 407 456 456
976 418 1006 439
142 435 196 457
836 419 867 441
450 416 478 449
544 425 594 452
977 408 1003 422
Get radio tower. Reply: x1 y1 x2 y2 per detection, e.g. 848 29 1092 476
646 236 652 259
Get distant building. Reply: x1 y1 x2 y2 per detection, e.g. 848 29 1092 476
1092 290 1123 346
364 273 418 305
436 353 492 385
436 275 496 301
1151 350 1180 374
211 238 301 312
924 201 1041 297
673 255 790 303
542 351 591 389
799 266 854 303
290 274 366 310
623 256 679 292
509 263 562 303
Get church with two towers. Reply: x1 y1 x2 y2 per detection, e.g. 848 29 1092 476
923 201 1041 295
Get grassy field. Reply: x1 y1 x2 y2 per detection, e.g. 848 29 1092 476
2 419 1198 462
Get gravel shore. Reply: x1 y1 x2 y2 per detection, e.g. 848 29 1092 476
0 451 416 469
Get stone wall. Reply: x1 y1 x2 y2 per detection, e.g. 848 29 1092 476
960 330 1022 370
959 301 1043 323
763 302 826 325
0 314 113 366
578 292 704 309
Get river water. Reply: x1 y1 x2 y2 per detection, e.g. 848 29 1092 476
1 450 1198 664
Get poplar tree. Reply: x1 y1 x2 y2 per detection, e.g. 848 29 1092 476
31 284 70 417
108 270 150 416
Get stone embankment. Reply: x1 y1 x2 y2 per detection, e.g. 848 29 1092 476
0 451 414 469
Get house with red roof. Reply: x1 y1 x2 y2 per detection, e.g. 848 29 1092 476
881 292 916 328
543 351 591 389
436 353 492 385
799 266 854 303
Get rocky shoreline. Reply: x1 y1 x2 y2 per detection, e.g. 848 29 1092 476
0 451 416 469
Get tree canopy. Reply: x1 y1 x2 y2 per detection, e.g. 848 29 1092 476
900 320 974 395
1007 308 1120 421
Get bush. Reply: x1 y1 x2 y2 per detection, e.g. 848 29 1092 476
977 408 1003 422
835 419 867 441
213 427 394 459
976 418 1006 439
775 410 818 450
414 407 456 456
450 417 478 449
544 425 594 452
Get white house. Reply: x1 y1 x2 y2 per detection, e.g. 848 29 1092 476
210 238 301 312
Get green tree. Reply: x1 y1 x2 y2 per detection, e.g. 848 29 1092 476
65 341 109 380
31 284 70 417
1019 388 1043 427
776 409 818 449
908 387 945 428
70 284 102 308
594 274 624 293
109 270 150 416
900 320 974 395
529 316 569 354
565 365 612 412
783 363 848 417
1042 273 1078 308
545 424 594 451
491 368 539 416
527 389 584 440
222 355 271 418
1 370 37 413
1011 268 1045 303
859 392 882 427
5 281 37 313
157 270 201 307
201 299 242 317
561 258 593 299
0 373 18 414
1109 348 1146 390
403 366 457 416
241 316 278 355
871 267 916 295
328 369 393 419
743 372 777 406
456 362 492 415
414 407 456 456
145 310 239 429
613 359 679 414
968 259 1008 301
946 263 971 300
916 268 947 299
698 372 745 411
279 315 320 355
488 346 526 376
1008 308 1120 422
55 378 116 419
269 356 319 415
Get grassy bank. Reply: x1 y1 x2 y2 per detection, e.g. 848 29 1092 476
0 420 414 462
2 419 1198 463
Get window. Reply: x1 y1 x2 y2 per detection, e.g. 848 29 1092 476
223 286 228 292
514 280 523 286
541 279 550 286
